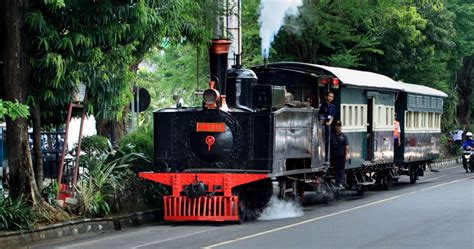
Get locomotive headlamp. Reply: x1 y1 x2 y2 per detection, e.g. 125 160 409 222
318 76 329 86
203 89 220 105
331 77 340 89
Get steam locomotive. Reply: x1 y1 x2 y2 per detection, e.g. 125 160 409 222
138 39 447 223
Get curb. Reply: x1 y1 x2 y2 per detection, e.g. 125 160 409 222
430 157 460 169
0 208 162 248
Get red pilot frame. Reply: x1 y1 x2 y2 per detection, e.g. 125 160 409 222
138 172 268 221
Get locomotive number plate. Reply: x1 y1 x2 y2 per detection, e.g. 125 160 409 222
196 122 225 132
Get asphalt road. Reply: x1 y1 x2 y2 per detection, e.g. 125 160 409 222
30 165 474 249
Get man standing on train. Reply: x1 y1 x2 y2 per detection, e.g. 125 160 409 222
394 112 401 146
320 91 336 163
330 120 349 188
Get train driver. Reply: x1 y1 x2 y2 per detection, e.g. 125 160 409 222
330 120 349 188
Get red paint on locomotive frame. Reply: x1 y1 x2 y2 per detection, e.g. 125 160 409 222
196 122 225 132
138 172 268 222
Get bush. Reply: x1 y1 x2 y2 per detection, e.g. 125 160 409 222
41 181 59 205
119 125 153 159
78 135 112 155
75 151 151 217
0 196 35 231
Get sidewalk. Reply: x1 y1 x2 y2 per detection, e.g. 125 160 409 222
0 209 162 248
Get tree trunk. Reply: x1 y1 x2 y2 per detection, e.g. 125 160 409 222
96 117 126 148
456 56 473 126
1 0 43 203
32 102 44 193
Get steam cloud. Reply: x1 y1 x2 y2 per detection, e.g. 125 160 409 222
259 0 303 59
258 196 304 220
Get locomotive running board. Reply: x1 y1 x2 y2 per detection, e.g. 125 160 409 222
164 196 239 221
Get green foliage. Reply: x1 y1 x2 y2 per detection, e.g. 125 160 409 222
75 150 150 217
242 0 264 66
240 0 472 132
448 0 474 125
79 135 112 155
25 0 191 127
0 100 30 121
137 44 209 110
41 181 59 205
118 125 153 160
75 155 112 217
0 196 35 231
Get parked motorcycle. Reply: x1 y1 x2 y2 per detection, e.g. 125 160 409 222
462 146 474 173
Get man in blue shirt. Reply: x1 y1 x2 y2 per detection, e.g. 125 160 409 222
320 92 336 162
461 132 474 173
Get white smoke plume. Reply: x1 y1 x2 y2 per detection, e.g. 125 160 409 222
259 0 303 59
258 196 304 220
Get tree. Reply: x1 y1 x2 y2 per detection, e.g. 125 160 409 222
271 0 383 67
0 0 41 203
1 0 193 201
449 0 474 127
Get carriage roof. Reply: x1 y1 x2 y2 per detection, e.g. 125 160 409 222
397 81 448 98
264 62 403 91
261 62 447 97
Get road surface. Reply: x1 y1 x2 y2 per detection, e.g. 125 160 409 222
30 165 474 249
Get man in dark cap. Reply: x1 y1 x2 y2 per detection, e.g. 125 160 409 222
320 91 336 163
330 120 349 188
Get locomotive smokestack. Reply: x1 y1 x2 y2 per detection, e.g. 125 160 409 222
209 39 232 99
235 53 242 68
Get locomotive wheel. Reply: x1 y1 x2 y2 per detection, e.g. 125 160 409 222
279 180 291 200
409 167 417 184
232 192 246 224
237 198 246 224
278 179 303 203
356 186 365 196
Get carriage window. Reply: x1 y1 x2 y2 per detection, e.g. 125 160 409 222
422 112 426 129
426 113 429 128
355 106 359 126
405 112 409 128
421 112 425 128
341 104 367 129
348 106 353 126
412 112 418 129
436 113 441 129
385 107 390 126
391 108 395 124
378 106 382 125
428 112 433 129
342 105 347 125
407 111 413 129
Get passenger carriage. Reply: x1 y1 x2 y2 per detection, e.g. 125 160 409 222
395 82 447 183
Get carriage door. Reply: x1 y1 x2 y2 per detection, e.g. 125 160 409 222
366 98 374 161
